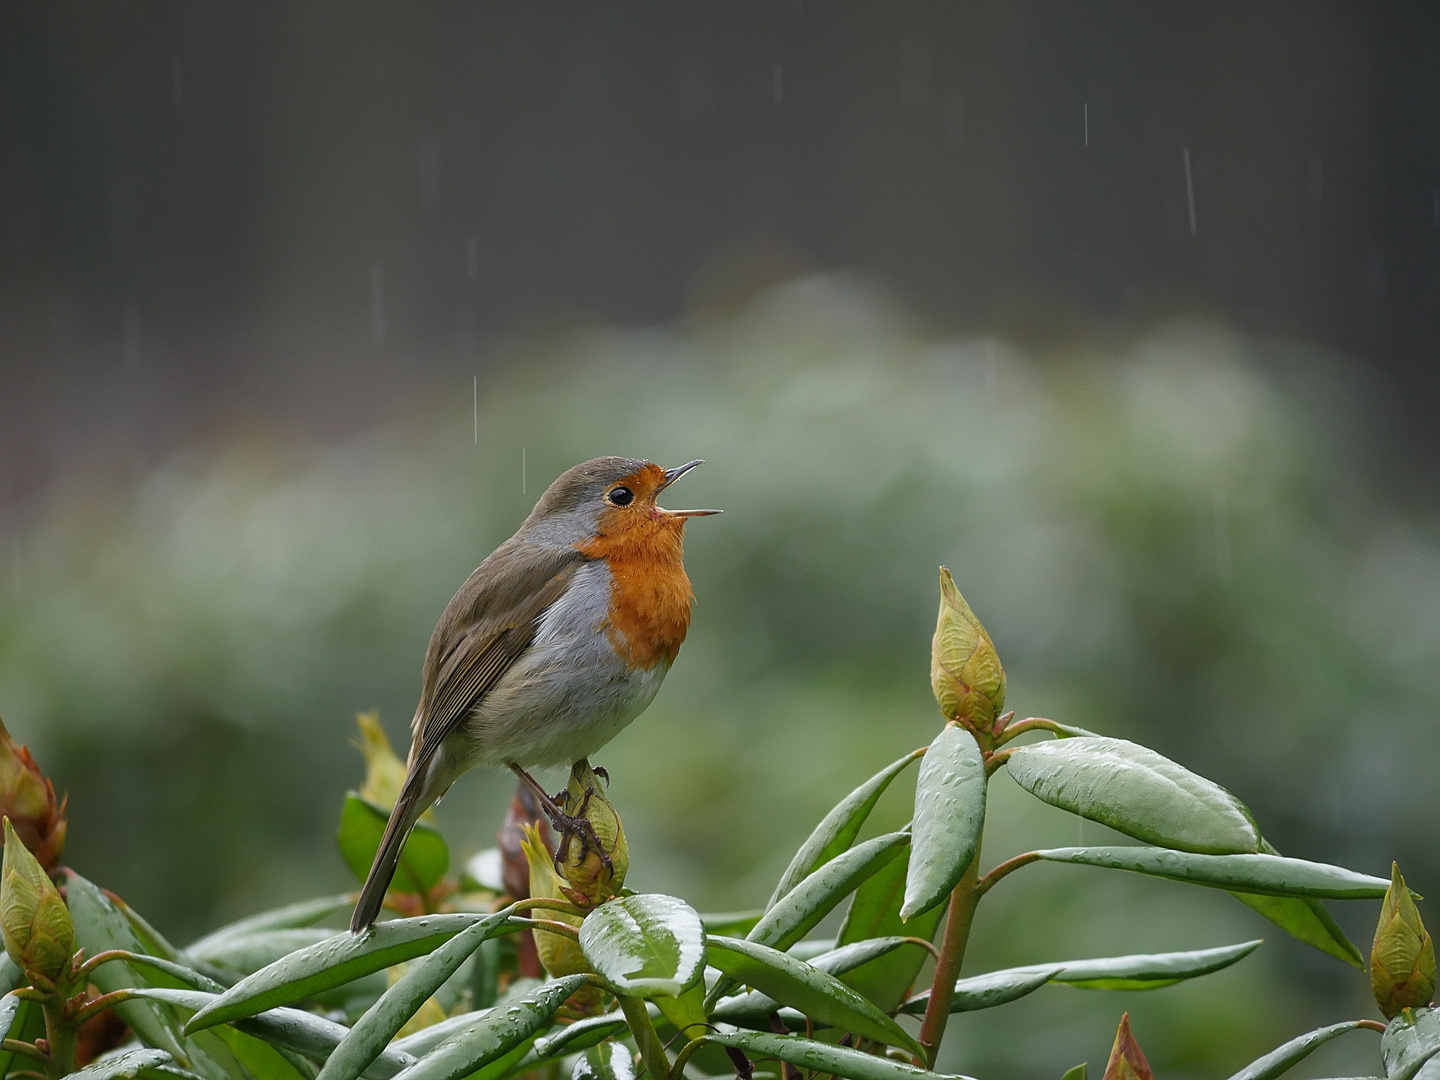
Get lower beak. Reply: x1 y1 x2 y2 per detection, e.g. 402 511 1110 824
658 459 722 518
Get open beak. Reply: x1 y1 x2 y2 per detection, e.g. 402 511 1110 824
658 459 722 517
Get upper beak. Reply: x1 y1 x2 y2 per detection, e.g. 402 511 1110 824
658 459 722 518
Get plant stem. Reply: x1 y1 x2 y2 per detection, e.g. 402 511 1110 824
975 851 1043 897
1 1040 46 1062
992 716 1065 746
40 998 74 1080
916 846 982 1068
617 995 670 1080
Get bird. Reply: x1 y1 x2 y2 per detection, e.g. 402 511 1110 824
351 456 719 931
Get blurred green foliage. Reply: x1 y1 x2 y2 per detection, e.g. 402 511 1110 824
1 277 1438 1077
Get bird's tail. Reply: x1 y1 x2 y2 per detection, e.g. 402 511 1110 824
351 765 432 933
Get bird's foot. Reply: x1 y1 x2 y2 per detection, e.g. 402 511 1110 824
548 786 614 874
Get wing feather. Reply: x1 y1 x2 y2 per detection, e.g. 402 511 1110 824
410 545 585 771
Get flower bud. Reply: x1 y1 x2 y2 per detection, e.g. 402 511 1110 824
0 718 67 871
556 760 628 907
518 823 588 978
1371 862 1436 1019
930 568 1006 740
1101 1013 1154 1080
1 817 76 983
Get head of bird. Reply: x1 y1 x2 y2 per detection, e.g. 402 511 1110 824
520 457 720 554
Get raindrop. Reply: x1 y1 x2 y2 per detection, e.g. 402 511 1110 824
1182 148 1197 235
1213 492 1232 585
370 263 385 343
123 302 140 369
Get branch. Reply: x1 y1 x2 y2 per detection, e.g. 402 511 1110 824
1 1040 46 1062
975 851 1044 897
993 717 1066 746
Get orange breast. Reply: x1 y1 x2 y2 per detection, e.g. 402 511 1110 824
577 521 693 670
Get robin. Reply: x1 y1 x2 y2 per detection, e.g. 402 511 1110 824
351 456 719 931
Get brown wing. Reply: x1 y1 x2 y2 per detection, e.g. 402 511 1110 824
409 542 585 771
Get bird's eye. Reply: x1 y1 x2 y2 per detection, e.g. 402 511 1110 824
607 486 634 506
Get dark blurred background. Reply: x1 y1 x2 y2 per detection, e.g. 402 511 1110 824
3 4 1440 1077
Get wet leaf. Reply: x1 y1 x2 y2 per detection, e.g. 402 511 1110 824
1007 737 1259 855
184 914 490 1032
571 1042 634 1080
898 967 1059 1014
768 750 924 909
902 724 985 920
69 1049 175 1080
1036 847 1390 898
835 852 946 1011
1382 1007 1440 1080
316 910 513 1080
1225 1020 1373 1080
386 974 591 1080
707 936 922 1057
129 987 413 1079
691 1031 974 1080
186 897 355 961
579 894 704 998
901 941 1260 1012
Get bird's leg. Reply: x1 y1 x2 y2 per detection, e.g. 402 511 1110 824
508 764 613 874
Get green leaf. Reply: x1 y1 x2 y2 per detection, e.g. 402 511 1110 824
1225 1021 1373 1080
208 1024 312 1080
708 940 914 1026
0 956 21 996
768 749 925 908
70 1049 175 1080
387 974 591 1080
184 913 490 1032
0 992 34 1080
338 794 449 895
1035 847 1391 898
1230 892 1363 968
126 988 414 1080
902 724 985 921
317 909 512 1080
190 930 339 977
1006 737 1260 855
689 1032 972 1080
319 910 512 1080
898 967 1060 1015
186 897 355 960
808 937 913 976
706 936 922 1057
1383 1008 1440 1080
652 982 707 1038
66 873 193 1065
749 832 911 952
835 852 947 1011
578 894 705 998
531 1014 628 1060
1060 1066 1087 1080
901 941 1260 1013
700 911 763 936
708 832 908 1008
572 1043 634 1080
